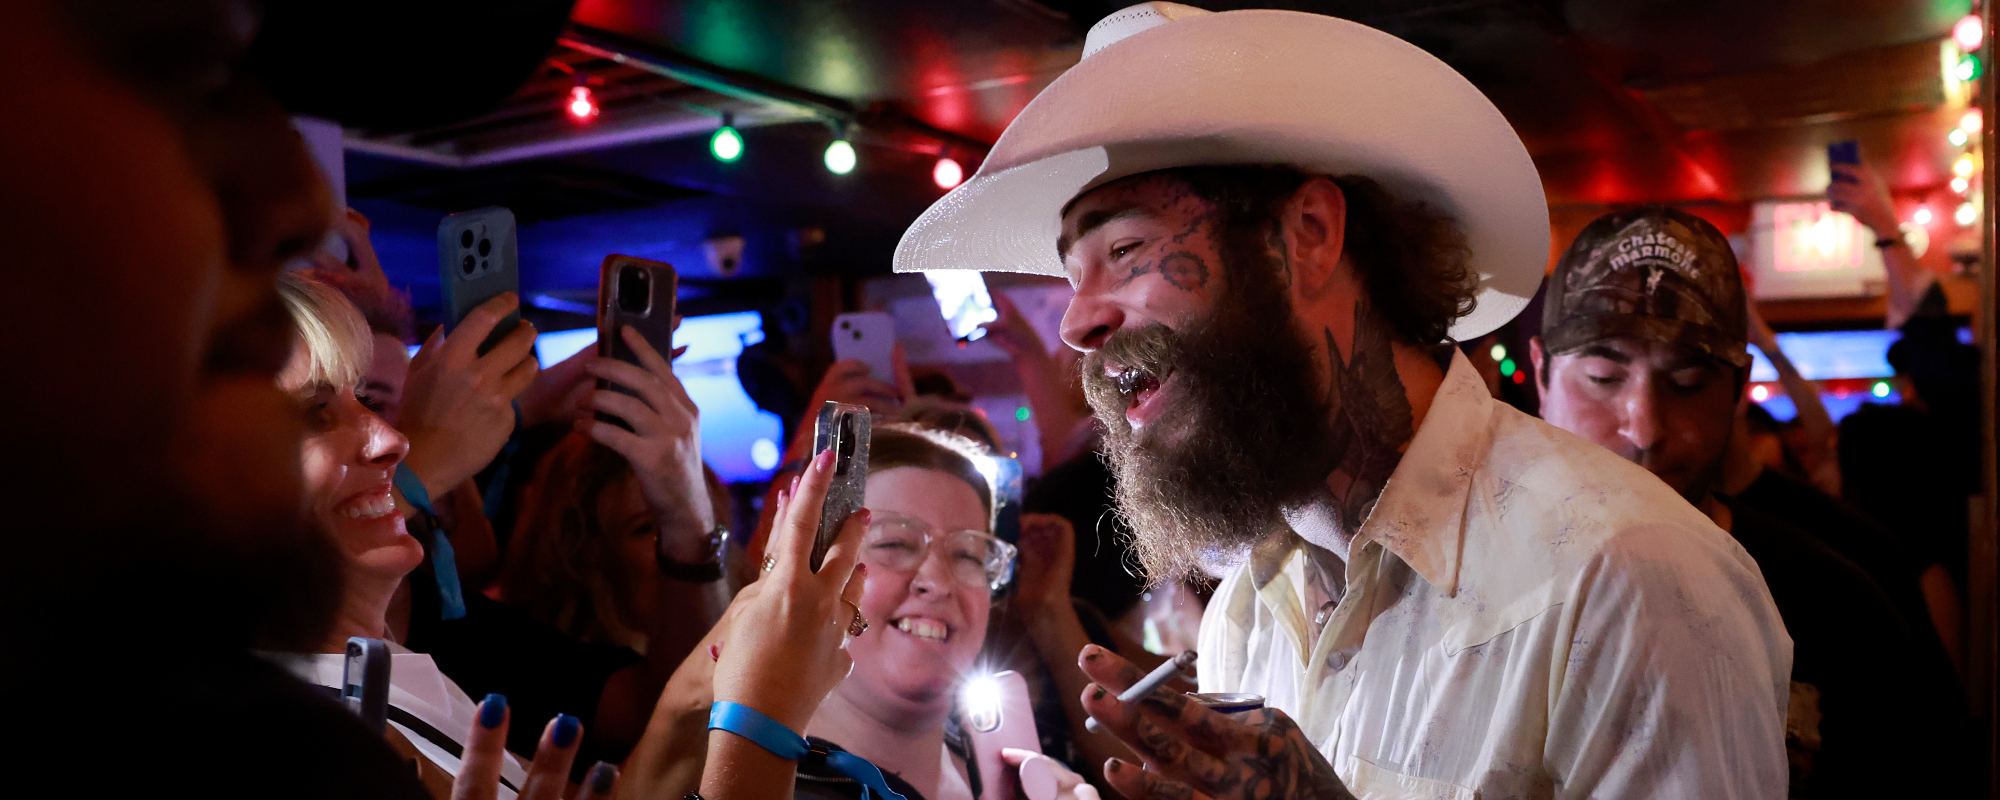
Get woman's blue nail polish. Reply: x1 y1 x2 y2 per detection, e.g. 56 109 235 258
588 761 618 793
553 713 581 747
480 694 507 729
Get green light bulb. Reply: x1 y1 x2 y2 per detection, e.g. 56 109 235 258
824 139 857 175
710 126 743 162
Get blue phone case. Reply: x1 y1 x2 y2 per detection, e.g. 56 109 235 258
436 207 522 355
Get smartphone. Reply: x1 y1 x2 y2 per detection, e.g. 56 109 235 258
964 671 1048 800
596 254 679 431
986 455 1025 553
1828 140 1860 183
832 312 898 381
436 207 521 355
810 401 871 572
342 637 390 735
924 271 999 344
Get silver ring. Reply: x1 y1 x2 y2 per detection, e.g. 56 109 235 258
761 555 776 573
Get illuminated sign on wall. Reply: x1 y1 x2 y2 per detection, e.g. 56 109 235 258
1749 200 1888 299
1770 202 1867 273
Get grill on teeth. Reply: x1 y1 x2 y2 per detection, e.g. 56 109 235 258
1115 370 1143 396
894 618 949 642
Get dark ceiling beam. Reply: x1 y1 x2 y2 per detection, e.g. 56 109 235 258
562 23 857 123
560 23 991 156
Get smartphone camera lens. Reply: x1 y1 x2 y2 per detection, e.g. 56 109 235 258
616 266 651 314
460 230 474 249
478 238 492 256
461 255 475 274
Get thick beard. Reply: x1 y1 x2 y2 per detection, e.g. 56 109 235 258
1082 250 1335 585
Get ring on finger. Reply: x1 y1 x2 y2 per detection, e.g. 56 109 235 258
845 601 869 637
762 555 777 573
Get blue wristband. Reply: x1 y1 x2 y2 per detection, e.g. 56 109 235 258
394 463 466 621
708 702 907 800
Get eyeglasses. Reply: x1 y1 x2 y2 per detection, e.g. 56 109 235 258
861 511 1017 591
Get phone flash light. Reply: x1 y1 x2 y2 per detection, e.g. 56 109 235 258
964 675 1003 733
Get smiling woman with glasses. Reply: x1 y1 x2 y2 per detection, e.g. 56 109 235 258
789 423 1027 800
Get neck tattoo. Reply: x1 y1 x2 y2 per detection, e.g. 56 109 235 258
1318 294 1414 537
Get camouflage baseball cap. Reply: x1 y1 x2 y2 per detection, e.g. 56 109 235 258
1541 206 1750 368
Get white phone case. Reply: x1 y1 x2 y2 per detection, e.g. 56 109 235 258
833 312 898 381
966 671 1044 800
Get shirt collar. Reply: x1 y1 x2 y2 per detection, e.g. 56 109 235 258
1279 350 1493 596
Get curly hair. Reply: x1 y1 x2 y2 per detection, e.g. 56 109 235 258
1162 165 1477 345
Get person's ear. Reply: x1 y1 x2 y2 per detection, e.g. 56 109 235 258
1528 336 1548 389
1283 177 1347 298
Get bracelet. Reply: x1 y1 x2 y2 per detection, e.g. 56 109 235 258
657 523 729 583
708 702 907 800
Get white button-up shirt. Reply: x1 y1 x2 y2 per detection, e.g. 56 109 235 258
1197 351 1791 800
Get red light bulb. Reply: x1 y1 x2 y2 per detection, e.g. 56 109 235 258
567 85 600 123
1956 14 1985 52
933 157 964 189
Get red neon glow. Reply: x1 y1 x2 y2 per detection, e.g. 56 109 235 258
933 157 964 190
567 85 600 122
1955 14 1985 52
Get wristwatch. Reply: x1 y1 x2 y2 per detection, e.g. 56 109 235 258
657 522 730 583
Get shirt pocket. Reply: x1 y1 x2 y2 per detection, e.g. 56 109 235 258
1345 755 1476 800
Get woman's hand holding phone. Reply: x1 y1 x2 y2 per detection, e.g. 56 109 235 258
399 292 540 498
712 448 871 733
580 325 714 561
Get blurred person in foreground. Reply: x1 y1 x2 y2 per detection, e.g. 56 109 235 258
0 0 462 793
1530 206 1964 797
890 4 1788 798
0 1 878 796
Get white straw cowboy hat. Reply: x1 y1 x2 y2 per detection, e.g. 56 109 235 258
892 2 1547 341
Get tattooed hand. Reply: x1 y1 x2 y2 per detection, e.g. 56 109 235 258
1077 645 1356 800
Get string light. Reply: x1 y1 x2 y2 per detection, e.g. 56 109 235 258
1954 153 1978 178
1489 343 1508 361
1750 385 1770 402
1957 201 1979 226
566 84 599 123
1499 358 1517 377
824 139 857 175
1962 108 1984 134
933 156 964 189
1950 128 1970 147
710 113 743 162
1871 381 1892 398
1956 53 1982 82
1915 206 1935 225
1955 13 1986 52
1953 175 1972 194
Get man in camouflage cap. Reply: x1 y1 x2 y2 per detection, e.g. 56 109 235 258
1534 206 1753 497
1531 205 1955 796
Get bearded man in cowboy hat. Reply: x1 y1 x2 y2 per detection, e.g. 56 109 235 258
897 4 1790 799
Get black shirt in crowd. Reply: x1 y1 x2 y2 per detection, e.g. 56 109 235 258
1723 502 1956 798
406 575 643 772
1733 469 1959 687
